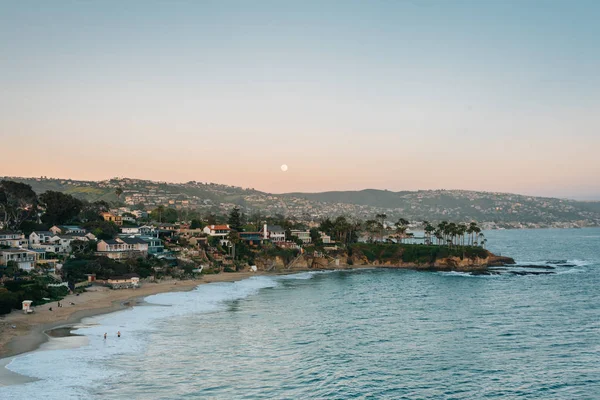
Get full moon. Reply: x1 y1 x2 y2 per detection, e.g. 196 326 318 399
280 164 288 172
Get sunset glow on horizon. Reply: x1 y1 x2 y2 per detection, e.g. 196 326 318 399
1 1 599 199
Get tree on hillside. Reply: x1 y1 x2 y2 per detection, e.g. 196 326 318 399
115 187 123 200
376 213 387 241
39 191 83 226
150 206 178 224
80 200 110 222
206 213 217 225
309 228 323 246
228 207 243 231
0 180 38 230
248 212 263 231
424 221 435 245
190 219 203 229
83 220 119 240
365 219 381 243
395 219 409 243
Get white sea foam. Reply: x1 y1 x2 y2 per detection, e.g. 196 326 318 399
0 275 286 399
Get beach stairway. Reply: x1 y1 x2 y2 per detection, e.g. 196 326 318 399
285 254 305 270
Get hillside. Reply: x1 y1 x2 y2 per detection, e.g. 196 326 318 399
2 176 600 228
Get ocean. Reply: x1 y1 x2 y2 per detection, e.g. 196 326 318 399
1 228 599 399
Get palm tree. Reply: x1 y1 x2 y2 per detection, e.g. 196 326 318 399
478 232 486 248
458 223 467 247
376 213 387 241
395 218 409 244
424 222 435 245
115 187 123 200
434 229 443 245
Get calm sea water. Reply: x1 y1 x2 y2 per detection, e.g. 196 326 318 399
2 228 599 399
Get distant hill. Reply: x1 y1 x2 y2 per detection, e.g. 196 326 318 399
2 176 600 228
283 189 414 209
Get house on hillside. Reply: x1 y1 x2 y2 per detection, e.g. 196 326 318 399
260 224 286 242
138 225 158 236
29 231 56 245
0 248 38 271
320 232 333 244
121 226 141 235
50 225 87 235
239 232 264 245
30 234 87 254
100 212 123 226
0 232 28 248
290 230 311 244
96 237 149 260
203 224 231 237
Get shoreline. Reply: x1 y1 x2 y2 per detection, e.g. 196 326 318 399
0 272 263 362
0 263 512 387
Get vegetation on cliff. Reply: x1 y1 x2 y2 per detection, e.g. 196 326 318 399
348 243 490 266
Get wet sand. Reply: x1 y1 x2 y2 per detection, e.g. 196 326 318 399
0 272 262 362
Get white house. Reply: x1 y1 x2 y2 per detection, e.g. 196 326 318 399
203 225 231 237
261 224 286 242
29 231 56 245
132 210 148 219
320 232 332 244
121 226 141 235
290 230 311 244
0 248 38 271
0 232 28 248
96 237 149 259
49 225 87 235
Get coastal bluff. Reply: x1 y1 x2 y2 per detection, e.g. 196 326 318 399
256 244 515 273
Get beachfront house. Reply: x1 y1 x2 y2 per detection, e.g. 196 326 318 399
96 237 149 259
261 224 286 243
290 230 311 244
107 273 140 289
0 248 38 271
320 232 332 244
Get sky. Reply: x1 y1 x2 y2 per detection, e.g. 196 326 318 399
1 0 599 199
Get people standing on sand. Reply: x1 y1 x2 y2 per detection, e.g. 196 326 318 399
104 333 107 340
117 331 121 338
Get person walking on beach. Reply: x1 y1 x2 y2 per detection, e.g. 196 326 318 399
117 331 121 338
104 333 107 340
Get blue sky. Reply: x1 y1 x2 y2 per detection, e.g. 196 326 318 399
1 1 599 198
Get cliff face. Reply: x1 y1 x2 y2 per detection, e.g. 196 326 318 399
258 248 515 273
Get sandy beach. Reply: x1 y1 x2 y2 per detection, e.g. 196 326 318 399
0 271 261 362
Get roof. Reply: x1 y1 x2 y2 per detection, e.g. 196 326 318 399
268 225 285 233
108 273 140 280
57 234 87 240
32 231 54 236
205 225 230 231
102 239 120 245
61 225 84 230
1 248 35 253
121 237 148 245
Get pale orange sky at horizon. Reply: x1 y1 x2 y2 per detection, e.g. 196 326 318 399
2 2 599 199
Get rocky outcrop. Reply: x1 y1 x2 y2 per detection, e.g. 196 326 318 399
252 249 516 273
